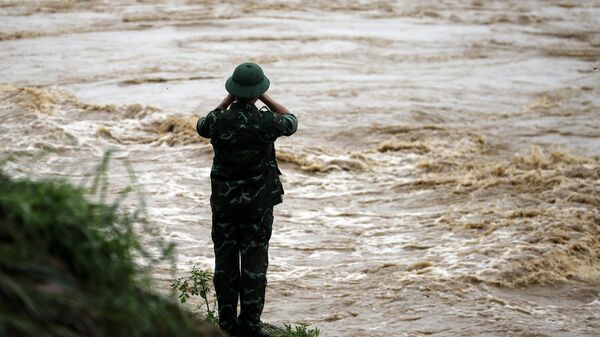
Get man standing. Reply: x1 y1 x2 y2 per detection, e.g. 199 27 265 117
197 62 297 337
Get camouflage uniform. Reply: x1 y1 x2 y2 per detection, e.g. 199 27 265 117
197 101 297 333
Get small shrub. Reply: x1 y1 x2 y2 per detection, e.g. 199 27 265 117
172 265 219 325
279 323 320 337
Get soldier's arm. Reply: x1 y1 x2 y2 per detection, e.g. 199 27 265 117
197 95 234 138
197 112 217 139
274 113 297 136
216 94 235 110
259 93 297 137
259 93 289 115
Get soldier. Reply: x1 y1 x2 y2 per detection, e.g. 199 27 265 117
197 62 297 337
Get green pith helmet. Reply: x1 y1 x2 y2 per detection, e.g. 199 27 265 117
225 62 270 98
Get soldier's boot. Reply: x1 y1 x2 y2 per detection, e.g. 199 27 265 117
236 325 270 337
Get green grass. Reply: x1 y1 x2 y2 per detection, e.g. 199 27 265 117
263 323 321 337
0 170 223 337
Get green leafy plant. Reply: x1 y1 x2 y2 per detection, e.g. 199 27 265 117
278 323 320 337
172 265 219 325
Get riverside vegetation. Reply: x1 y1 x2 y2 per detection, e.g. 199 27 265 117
172 266 321 337
0 164 224 337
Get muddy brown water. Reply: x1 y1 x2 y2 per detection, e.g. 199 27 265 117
1 1 599 336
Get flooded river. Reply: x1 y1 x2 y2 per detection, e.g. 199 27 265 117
1 1 599 336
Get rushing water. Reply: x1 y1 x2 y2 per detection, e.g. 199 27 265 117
1 1 599 336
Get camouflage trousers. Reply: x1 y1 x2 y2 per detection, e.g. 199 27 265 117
211 207 273 332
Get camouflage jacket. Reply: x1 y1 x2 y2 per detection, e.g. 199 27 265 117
197 102 297 213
